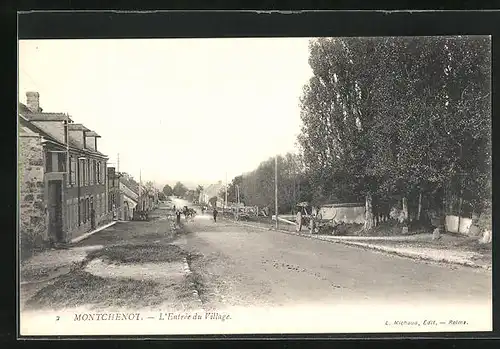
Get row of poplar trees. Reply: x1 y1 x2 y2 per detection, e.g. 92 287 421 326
228 36 491 231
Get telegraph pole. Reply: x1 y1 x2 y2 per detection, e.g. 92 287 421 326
275 155 279 229
225 172 228 210
117 153 121 220
139 169 142 211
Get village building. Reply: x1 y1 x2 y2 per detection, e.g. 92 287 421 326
119 182 138 221
199 181 226 208
136 184 159 213
19 92 109 256
107 167 122 220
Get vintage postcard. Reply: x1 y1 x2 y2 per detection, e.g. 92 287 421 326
18 36 492 336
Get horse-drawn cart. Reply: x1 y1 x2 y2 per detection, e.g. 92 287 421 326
295 202 314 232
133 210 149 221
295 202 334 234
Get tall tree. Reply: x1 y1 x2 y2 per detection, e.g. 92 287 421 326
172 181 188 197
298 36 491 231
162 184 173 196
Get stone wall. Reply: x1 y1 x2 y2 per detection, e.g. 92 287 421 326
19 134 47 260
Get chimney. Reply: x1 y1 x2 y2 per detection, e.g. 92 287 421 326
26 91 41 113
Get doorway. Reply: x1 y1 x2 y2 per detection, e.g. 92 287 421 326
48 180 63 242
90 197 95 229
124 201 130 220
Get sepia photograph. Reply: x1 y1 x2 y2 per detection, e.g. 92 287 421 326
18 35 492 336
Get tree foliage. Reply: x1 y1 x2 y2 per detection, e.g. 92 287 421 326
298 36 491 224
120 172 140 194
172 181 188 197
223 153 309 214
208 196 218 207
162 184 173 196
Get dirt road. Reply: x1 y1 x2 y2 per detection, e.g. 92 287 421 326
175 200 491 311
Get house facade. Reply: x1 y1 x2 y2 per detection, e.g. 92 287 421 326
199 181 225 208
19 92 109 255
107 167 122 220
120 182 138 221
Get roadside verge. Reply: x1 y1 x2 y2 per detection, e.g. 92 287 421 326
233 220 492 271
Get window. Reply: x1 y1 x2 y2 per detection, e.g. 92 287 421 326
45 151 53 172
92 160 96 185
83 198 88 223
79 159 84 187
101 162 105 183
96 161 100 184
58 153 66 172
70 156 76 185
84 159 88 186
89 160 93 185
85 160 89 186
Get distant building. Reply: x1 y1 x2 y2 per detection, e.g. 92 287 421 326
119 182 138 220
199 181 225 207
107 167 122 220
18 92 109 256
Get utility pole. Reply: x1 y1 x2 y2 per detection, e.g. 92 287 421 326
236 185 240 204
117 153 121 220
64 115 70 235
139 169 142 211
64 114 70 178
225 172 228 210
275 155 279 229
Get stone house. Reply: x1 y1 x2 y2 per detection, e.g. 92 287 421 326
119 182 138 221
18 92 109 255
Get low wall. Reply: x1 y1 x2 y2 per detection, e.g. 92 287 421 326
319 204 365 224
445 215 473 235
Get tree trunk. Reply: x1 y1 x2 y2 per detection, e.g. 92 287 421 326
401 197 409 234
364 192 374 231
402 197 409 224
417 192 422 221
457 182 464 233
440 186 447 232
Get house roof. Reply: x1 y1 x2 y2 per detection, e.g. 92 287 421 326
26 113 73 122
85 131 101 137
18 103 108 159
120 182 139 200
123 195 138 206
18 115 62 145
69 123 90 131
20 103 73 122
203 182 225 198
18 103 31 115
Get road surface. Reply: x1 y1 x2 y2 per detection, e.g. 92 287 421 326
20 198 492 335
172 198 491 311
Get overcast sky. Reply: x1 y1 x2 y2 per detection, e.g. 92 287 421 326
18 38 313 188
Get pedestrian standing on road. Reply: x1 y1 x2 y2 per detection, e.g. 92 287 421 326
176 210 181 225
213 208 218 223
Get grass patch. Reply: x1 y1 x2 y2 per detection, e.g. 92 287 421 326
361 236 492 255
20 265 68 282
24 270 165 310
85 243 187 264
